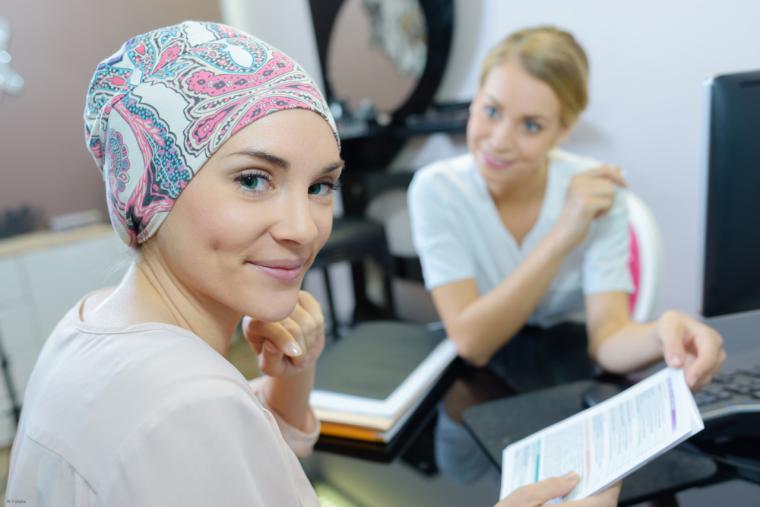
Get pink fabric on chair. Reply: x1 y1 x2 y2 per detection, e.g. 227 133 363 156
628 224 641 312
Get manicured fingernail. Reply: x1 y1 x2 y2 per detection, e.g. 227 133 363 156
564 472 579 482
669 355 682 367
286 342 303 357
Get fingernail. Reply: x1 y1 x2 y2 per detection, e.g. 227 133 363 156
286 342 303 357
564 472 579 482
669 355 682 367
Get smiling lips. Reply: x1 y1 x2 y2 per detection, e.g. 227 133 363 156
247 259 305 283
480 150 515 170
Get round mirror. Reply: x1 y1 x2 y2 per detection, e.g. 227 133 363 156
327 0 427 116
309 0 453 127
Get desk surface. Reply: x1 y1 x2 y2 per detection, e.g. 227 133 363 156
313 317 760 504
462 379 718 505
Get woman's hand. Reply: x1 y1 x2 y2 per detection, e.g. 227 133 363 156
552 165 627 252
657 310 726 389
242 290 325 378
495 474 621 507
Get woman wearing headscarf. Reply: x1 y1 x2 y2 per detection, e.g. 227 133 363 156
409 27 725 501
5 21 340 506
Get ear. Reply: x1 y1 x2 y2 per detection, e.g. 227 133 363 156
555 120 575 146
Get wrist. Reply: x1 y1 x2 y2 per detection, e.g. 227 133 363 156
545 226 575 256
655 310 685 365
280 361 316 385
656 310 683 335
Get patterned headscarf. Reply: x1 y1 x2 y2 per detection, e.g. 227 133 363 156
84 21 338 247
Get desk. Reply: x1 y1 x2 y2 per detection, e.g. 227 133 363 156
462 379 718 505
313 356 760 506
313 314 760 505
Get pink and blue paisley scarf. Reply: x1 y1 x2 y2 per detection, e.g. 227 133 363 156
84 21 337 247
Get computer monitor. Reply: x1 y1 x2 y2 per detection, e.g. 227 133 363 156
699 70 760 317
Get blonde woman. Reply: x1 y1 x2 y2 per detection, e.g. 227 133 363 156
411 25 724 391
409 27 725 502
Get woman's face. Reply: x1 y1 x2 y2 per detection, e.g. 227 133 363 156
467 60 569 192
152 109 342 323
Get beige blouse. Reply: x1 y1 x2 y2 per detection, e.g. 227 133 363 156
5 299 321 506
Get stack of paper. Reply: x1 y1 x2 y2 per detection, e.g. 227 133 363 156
500 367 704 501
310 321 458 442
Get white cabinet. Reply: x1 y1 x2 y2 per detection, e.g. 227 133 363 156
20 234 128 344
0 225 128 444
0 258 25 308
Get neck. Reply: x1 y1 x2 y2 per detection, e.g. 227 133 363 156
93 255 239 356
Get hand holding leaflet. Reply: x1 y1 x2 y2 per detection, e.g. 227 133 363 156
500 368 704 502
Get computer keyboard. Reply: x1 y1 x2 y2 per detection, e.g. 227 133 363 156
582 347 760 440
693 347 760 440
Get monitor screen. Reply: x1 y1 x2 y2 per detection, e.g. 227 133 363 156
700 70 760 317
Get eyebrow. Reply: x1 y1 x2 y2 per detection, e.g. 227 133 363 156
229 148 345 174
484 94 503 108
483 94 551 121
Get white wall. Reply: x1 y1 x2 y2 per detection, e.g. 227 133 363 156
224 0 760 318
219 0 325 92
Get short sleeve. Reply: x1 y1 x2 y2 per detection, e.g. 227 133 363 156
248 375 320 457
582 188 634 295
408 169 476 289
103 378 319 507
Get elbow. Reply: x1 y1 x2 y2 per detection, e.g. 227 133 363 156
589 344 629 375
449 331 491 367
460 349 491 368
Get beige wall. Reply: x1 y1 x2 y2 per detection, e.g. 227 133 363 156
327 0 417 114
0 0 221 225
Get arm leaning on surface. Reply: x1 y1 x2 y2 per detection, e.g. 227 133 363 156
415 164 628 367
586 292 726 388
585 291 660 374
431 230 572 366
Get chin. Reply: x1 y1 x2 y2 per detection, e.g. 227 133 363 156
240 291 300 323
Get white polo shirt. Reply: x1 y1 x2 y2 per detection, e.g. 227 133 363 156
408 150 633 327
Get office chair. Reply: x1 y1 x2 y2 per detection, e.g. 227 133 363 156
312 170 417 337
627 191 663 322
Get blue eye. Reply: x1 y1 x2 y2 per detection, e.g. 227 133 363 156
308 181 341 197
483 105 500 119
524 120 542 133
236 172 270 192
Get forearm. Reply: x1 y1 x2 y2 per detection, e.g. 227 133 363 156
450 232 570 365
264 364 316 432
591 321 662 373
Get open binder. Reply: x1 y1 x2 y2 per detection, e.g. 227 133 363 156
310 321 458 443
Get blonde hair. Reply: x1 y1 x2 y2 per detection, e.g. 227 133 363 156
479 26 589 127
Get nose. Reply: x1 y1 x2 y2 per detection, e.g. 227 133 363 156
489 119 515 151
269 189 320 245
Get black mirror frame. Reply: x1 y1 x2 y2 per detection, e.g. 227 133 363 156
307 0 454 124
